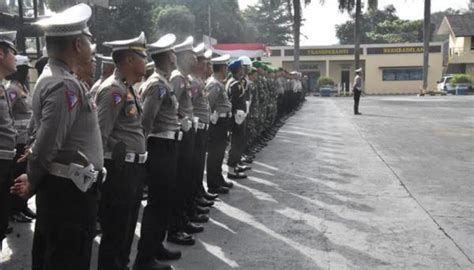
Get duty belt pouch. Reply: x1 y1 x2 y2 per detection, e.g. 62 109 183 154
112 141 127 170
68 163 99 192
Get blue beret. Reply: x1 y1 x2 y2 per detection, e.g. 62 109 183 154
228 59 242 72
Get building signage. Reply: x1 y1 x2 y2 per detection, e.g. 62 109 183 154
367 46 441 54
285 48 362 56
283 61 320 70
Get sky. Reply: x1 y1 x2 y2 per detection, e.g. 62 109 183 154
238 0 470 46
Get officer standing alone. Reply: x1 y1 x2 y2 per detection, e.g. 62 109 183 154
353 67 363 115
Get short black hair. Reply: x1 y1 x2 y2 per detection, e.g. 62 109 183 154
35 57 49 76
150 51 169 67
212 64 226 73
45 36 77 56
112 50 138 65
0 43 9 54
5 65 29 83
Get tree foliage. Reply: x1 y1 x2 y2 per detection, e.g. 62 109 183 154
336 5 428 44
243 0 293 45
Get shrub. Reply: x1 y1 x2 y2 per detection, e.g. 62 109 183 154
451 74 471 85
317 76 335 87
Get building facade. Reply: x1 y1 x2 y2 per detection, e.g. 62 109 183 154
437 14 474 79
263 43 445 95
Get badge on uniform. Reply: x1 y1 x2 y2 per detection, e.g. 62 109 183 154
65 90 79 111
156 86 167 99
125 102 138 116
112 92 123 106
8 90 17 101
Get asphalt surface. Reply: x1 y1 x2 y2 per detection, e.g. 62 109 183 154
1 95 473 269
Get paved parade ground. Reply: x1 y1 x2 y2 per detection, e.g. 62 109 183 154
2 95 473 270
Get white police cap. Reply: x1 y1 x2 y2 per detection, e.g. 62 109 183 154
146 62 155 70
204 49 213 59
96 54 114 65
173 36 194 53
103 32 147 57
238 56 252 66
15 55 33 68
35 4 92 37
211 54 230 65
193 43 205 57
147 33 176 55
0 31 17 53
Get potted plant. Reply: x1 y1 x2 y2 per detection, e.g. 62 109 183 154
451 74 472 95
317 76 335 97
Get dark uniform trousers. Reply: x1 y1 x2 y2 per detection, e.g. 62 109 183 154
32 175 98 270
98 160 145 270
206 117 231 188
0 159 14 243
353 89 361 114
10 144 28 214
192 127 209 197
171 128 195 229
228 119 246 168
136 137 178 263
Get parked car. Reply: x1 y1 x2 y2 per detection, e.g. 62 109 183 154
437 75 456 94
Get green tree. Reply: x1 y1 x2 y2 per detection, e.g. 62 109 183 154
153 5 195 41
243 0 293 45
270 0 314 71
422 0 430 93
338 0 378 69
155 0 251 43
335 5 427 44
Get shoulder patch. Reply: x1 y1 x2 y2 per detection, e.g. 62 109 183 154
112 92 123 106
156 86 167 99
65 90 79 111
8 90 18 101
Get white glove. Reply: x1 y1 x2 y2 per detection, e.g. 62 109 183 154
210 111 218 125
234 110 246 125
245 101 250 114
68 163 98 192
193 117 199 132
180 118 192 132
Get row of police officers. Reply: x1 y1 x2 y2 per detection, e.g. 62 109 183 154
1 4 305 270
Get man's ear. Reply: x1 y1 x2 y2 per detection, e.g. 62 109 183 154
0 49 5 61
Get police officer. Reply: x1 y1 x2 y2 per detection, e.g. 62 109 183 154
90 55 114 100
353 68 363 115
168 36 200 246
6 55 36 223
95 32 148 270
190 44 216 208
134 33 180 270
0 30 18 252
226 59 248 180
10 4 105 269
206 55 233 194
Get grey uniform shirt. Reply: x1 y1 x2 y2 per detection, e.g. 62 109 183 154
354 75 362 91
96 69 146 155
28 59 104 191
89 77 104 101
206 75 231 114
7 81 32 145
189 74 210 124
141 69 180 135
0 83 16 151
170 69 193 119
